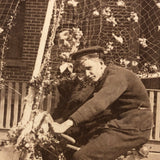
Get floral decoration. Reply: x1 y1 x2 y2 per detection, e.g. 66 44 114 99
138 38 148 48
120 58 130 67
120 57 160 78
7 110 69 160
104 42 114 54
93 7 100 16
67 0 79 7
128 11 138 23
1 1 160 160
112 33 123 44
59 62 73 73
117 0 126 7
4 1 71 160
0 0 22 86
0 27 4 33
156 2 160 8
102 7 117 27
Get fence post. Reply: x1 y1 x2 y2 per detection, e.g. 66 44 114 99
0 86 5 128
155 91 160 140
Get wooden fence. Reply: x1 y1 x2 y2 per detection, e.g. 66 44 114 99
0 81 160 141
0 81 53 130
147 89 160 141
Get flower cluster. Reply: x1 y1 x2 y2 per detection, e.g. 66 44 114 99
117 0 126 7
7 110 67 160
104 42 114 54
128 11 139 23
102 7 117 27
119 57 160 78
138 38 148 48
156 2 160 8
93 7 100 17
0 27 4 33
6 1 67 159
67 0 79 7
112 33 123 44
0 0 21 84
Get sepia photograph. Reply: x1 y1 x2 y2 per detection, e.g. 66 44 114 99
0 0 160 159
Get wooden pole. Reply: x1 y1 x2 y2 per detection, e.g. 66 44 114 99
20 0 56 125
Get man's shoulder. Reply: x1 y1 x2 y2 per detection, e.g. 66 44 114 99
106 64 140 82
107 64 132 75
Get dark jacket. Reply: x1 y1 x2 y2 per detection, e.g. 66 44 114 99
69 65 153 131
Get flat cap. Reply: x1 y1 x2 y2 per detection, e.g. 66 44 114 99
71 46 104 60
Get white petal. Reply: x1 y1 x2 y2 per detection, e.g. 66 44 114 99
112 33 123 44
156 3 160 8
0 27 4 33
59 63 68 73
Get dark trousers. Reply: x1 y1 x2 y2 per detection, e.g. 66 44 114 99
72 128 150 160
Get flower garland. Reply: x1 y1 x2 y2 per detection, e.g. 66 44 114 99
3 1 83 159
91 0 160 78
0 0 22 88
5 1 72 160
1 1 160 159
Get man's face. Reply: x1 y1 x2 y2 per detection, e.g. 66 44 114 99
80 57 106 82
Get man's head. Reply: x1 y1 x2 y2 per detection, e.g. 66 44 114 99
72 46 106 82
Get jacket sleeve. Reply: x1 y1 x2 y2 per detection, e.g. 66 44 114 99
70 70 128 125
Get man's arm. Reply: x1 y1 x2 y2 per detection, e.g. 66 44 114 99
51 119 74 133
69 69 128 125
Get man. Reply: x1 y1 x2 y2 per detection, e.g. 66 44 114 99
51 46 153 160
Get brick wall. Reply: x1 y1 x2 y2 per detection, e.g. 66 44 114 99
3 0 48 82
2 0 141 82
59 0 140 63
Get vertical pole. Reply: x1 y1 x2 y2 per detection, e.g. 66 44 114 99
20 0 56 125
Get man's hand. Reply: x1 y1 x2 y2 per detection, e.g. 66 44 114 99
51 119 74 133
31 110 74 133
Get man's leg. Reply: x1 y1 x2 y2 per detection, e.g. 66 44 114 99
73 128 150 160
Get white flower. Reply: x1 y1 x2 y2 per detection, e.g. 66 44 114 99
105 42 114 53
73 27 83 39
117 0 126 7
138 38 148 48
156 2 160 8
107 16 117 26
60 52 71 59
112 33 123 44
150 65 158 71
132 61 138 66
64 40 71 47
71 44 79 53
128 12 138 23
67 0 79 7
93 8 100 16
158 25 160 31
59 62 73 73
0 27 4 33
136 56 141 59
144 63 148 66
102 7 117 26
120 58 130 67
124 59 130 67
102 7 111 17
59 30 70 40
59 30 71 47
25 143 30 148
